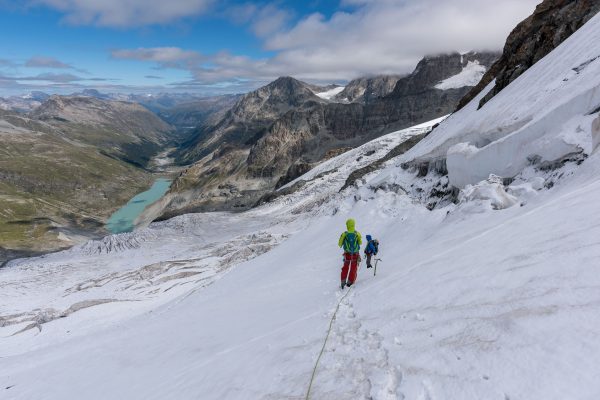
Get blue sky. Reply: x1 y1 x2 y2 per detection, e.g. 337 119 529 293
0 0 541 96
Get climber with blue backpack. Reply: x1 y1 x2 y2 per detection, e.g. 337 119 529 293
338 218 362 289
364 234 379 269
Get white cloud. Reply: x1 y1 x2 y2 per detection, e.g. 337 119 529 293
0 73 114 94
262 0 542 79
25 56 72 69
225 3 293 38
112 0 541 89
111 47 204 69
249 4 293 38
32 0 215 27
15 72 108 82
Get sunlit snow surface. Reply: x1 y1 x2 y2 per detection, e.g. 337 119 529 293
3 15 600 399
435 60 486 90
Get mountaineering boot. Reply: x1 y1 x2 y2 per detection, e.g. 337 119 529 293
367 264 372 269
346 282 353 288
341 281 346 289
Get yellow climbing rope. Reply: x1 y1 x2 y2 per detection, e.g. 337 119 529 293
304 286 353 400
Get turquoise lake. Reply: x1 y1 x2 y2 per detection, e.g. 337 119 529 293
106 178 172 234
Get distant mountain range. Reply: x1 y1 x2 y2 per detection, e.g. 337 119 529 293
157 51 499 217
0 50 500 261
0 91 50 112
3 0 595 265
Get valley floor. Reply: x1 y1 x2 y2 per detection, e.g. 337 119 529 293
2 120 600 399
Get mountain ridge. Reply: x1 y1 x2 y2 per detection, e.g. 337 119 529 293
155 50 499 218
31 95 175 167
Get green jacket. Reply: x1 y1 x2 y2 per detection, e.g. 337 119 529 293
339 218 362 254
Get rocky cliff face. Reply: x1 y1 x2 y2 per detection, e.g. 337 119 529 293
335 75 403 104
180 77 325 163
334 52 499 139
160 51 499 216
31 96 174 167
457 0 600 110
390 52 497 96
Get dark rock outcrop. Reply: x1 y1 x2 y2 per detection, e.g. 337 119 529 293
275 162 314 189
335 75 403 104
458 0 600 110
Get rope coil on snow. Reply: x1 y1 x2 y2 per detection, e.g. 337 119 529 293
305 286 353 400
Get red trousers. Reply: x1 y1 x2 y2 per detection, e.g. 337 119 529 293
341 253 359 284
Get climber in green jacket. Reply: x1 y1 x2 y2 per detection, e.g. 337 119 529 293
338 218 362 289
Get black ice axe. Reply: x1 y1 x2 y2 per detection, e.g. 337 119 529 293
374 258 382 276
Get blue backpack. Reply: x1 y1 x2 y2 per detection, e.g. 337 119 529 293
343 232 360 253
371 239 379 253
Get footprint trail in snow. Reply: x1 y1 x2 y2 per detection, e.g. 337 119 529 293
309 291 404 400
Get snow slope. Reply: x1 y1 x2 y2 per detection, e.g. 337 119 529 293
3 16 600 400
0 119 441 352
435 60 486 90
407 12 600 188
